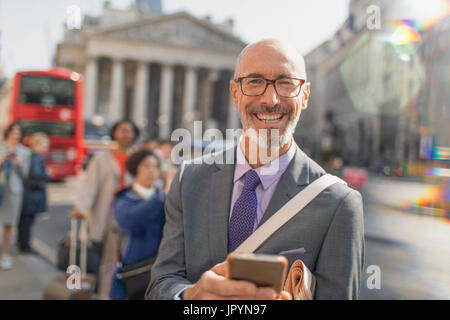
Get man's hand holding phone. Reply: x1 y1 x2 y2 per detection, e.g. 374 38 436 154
182 257 292 300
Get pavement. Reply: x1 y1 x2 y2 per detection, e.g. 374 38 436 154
0 244 60 299
1 174 449 300
0 178 77 300
359 175 450 299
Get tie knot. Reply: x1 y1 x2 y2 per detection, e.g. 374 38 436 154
243 170 260 191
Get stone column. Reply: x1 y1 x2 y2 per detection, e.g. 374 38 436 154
133 61 149 129
182 66 197 133
198 69 218 129
109 58 124 122
84 56 98 116
158 63 174 139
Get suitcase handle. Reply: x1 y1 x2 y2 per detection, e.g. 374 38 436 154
69 218 88 278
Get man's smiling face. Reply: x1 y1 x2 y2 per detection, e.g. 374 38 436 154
230 39 310 150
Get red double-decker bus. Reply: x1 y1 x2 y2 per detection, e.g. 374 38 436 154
0 67 84 180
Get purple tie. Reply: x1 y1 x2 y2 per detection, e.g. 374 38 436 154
228 170 261 253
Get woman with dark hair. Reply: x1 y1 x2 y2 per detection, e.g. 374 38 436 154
70 119 140 298
110 150 165 300
0 122 31 270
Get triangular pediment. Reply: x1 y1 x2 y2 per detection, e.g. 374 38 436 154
94 12 246 53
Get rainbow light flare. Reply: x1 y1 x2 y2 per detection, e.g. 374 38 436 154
420 0 450 30
384 0 450 45
432 147 450 160
387 23 422 45
425 167 450 178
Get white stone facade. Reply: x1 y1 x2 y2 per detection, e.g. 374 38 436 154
55 4 245 138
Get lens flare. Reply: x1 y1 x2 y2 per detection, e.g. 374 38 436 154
383 0 450 45
386 23 422 45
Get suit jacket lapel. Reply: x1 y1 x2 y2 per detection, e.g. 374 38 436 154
207 144 312 260
208 148 236 264
256 143 311 229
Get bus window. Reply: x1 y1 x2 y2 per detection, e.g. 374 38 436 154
19 75 75 107
18 120 75 137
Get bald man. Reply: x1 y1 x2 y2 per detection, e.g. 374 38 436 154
146 39 364 300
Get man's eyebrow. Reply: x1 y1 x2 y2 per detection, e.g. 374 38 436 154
242 73 297 79
244 73 264 78
276 73 295 79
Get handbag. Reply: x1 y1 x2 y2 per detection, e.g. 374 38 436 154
115 255 157 300
43 219 96 300
57 237 102 274
56 217 103 275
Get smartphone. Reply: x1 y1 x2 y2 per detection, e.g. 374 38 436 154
226 253 288 295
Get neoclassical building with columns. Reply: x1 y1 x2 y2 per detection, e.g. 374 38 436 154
55 1 245 138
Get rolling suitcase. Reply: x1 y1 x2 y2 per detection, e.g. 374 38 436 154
42 219 96 300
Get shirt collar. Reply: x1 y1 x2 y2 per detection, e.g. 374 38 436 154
233 137 296 190
132 183 156 200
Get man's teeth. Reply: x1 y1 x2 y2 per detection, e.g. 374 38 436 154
255 113 283 122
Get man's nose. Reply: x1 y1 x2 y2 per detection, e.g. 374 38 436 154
259 83 280 107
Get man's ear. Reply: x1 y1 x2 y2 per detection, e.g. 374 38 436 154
301 82 310 110
230 80 239 108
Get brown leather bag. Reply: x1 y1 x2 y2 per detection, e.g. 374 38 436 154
283 260 316 300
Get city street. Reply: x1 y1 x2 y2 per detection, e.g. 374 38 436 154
28 179 77 266
0 0 449 304
360 176 450 299
0 179 76 299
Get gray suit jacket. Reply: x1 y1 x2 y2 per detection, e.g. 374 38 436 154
147 143 365 300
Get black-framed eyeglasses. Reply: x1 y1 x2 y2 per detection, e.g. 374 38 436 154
234 76 305 98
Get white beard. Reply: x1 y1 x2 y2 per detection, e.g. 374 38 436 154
243 109 301 152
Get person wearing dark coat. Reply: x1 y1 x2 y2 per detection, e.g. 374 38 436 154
109 150 165 300
17 133 52 253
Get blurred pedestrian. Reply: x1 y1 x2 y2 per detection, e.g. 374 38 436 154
70 119 140 299
110 150 165 300
154 139 175 171
17 133 52 254
154 139 177 194
141 138 158 152
0 122 30 270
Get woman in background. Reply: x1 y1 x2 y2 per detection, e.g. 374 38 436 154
17 133 52 253
0 122 30 270
110 150 165 300
70 119 140 299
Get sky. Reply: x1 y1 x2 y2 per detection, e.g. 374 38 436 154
0 0 350 77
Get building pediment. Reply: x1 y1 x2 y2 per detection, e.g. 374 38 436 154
92 12 246 54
